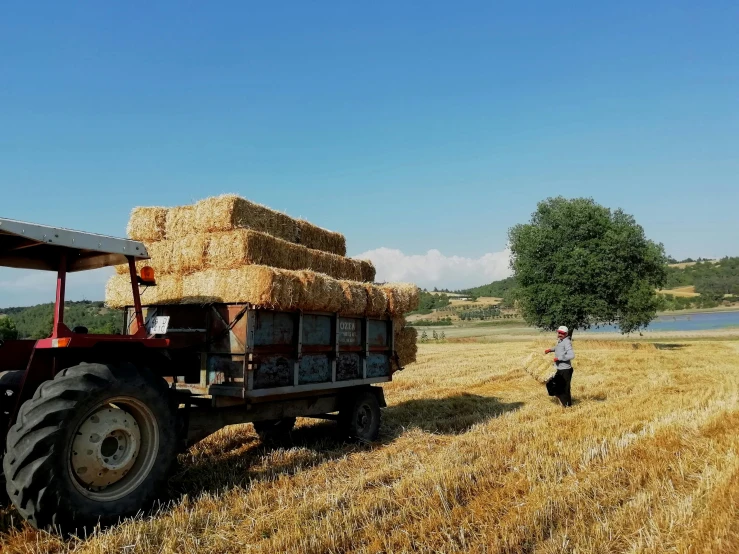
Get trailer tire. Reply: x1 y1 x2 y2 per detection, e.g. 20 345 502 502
3 362 177 533
339 390 381 442
253 417 296 441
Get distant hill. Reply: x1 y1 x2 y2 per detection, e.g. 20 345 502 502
458 276 517 300
665 257 739 295
0 301 122 339
459 256 739 312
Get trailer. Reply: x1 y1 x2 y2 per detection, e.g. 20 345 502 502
124 304 395 444
0 217 398 533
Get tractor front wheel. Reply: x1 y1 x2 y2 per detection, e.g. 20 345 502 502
3 362 177 533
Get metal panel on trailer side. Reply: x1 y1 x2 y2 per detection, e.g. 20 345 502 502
126 303 395 401
245 309 393 400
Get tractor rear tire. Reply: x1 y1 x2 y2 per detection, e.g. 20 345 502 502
253 417 296 441
3 362 177 533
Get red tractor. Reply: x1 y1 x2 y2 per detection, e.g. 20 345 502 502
0 217 395 533
0 217 176 532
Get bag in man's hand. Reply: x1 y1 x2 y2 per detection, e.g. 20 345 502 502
546 371 566 396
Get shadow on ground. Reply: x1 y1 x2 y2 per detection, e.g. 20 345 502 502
0 394 523 536
383 393 523 435
166 393 523 498
653 343 689 350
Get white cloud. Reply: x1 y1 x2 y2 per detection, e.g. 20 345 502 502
355 247 512 290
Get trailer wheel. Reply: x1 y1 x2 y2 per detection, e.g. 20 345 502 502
253 417 296 441
3 362 177 533
339 390 381 442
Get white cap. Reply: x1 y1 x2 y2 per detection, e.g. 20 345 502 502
557 326 569 334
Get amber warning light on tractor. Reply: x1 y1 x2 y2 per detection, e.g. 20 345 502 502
138 266 156 286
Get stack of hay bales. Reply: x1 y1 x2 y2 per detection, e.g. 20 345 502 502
106 194 419 366
393 317 418 369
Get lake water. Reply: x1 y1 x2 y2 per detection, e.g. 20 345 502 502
588 310 739 333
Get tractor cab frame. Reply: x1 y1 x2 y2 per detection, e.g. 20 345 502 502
0 218 167 439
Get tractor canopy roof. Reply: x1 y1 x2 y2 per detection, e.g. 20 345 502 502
0 217 150 272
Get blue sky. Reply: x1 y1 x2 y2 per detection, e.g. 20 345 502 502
1 1 738 306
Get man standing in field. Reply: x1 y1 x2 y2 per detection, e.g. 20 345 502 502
545 326 575 407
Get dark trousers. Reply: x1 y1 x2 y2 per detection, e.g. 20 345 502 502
556 367 573 407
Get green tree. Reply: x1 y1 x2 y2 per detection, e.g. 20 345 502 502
508 197 668 335
0 316 19 340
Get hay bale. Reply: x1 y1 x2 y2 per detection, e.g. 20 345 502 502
111 259 415 317
192 195 295 239
113 241 169 276
206 229 372 281
182 266 349 311
339 281 368 315
165 206 196 238
296 271 343 312
173 234 210 274
180 267 398 314
126 207 168 242
358 259 377 283
296 219 346 257
105 274 183 309
392 315 407 334
184 194 346 256
395 326 418 367
365 285 389 317
113 236 209 276
182 266 297 308
522 352 556 384
381 283 420 315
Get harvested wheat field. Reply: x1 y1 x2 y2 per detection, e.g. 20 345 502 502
657 286 701 298
2 338 738 553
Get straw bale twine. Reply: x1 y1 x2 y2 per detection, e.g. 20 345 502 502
105 274 183 309
126 207 167 242
381 283 420 314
